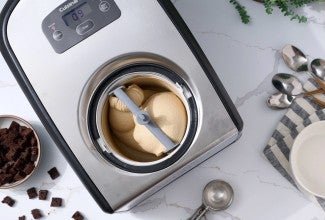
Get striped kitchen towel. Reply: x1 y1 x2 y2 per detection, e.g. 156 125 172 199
263 78 325 210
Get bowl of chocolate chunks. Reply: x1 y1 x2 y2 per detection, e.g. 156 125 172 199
0 115 41 189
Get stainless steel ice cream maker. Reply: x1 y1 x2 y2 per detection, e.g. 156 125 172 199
0 0 243 213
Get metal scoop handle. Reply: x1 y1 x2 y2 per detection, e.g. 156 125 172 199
188 204 209 220
112 87 176 152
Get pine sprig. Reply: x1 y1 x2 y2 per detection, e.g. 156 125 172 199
229 0 250 24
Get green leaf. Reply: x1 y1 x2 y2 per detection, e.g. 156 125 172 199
229 0 317 24
229 0 251 24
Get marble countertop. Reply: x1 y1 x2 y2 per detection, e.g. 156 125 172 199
1 0 325 219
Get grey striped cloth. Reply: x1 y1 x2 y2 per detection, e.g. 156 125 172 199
264 78 325 211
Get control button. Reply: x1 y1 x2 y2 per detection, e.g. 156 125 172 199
99 1 110 12
52 30 63 41
76 20 94 35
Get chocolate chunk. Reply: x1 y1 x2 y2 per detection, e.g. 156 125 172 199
20 148 31 161
2 161 14 173
0 173 13 184
2 196 15 207
20 127 33 139
13 171 26 182
0 150 6 160
27 187 38 199
23 162 35 175
30 137 37 146
9 121 20 134
11 142 24 151
18 125 27 132
8 167 18 176
30 147 38 162
0 128 8 136
17 138 28 148
5 149 19 161
31 209 42 219
47 167 60 180
38 190 48 200
18 216 25 220
50 197 62 207
30 154 38 162
13 158 24 170
72 211 84 220
30 146 38 154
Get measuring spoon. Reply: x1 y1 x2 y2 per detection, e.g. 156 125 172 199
272 73 323 96
282 44 308 72
311 58 325 91
267 92 325 109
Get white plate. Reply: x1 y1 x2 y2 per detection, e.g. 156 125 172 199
290 121 325 198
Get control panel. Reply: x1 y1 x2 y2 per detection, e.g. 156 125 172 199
42 0 121 54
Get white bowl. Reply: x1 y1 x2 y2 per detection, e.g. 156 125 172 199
290 121 325 198
0 115 41 189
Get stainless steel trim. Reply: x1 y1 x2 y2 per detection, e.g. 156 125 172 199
117 129 240 212
93 71 194 167
78 53 198 165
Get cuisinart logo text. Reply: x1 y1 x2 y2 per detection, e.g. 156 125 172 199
59 0 79 12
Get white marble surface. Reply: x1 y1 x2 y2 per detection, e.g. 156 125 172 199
1 0 325 219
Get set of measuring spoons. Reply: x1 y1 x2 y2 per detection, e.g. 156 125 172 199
187 45 325 220
267 45 325 109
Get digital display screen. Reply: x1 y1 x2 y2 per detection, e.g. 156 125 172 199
62 3 92 27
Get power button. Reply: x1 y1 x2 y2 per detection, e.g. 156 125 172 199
52 30 63 41
99 1 110 12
